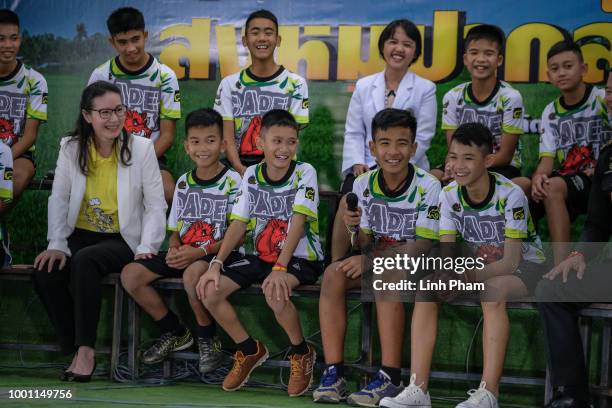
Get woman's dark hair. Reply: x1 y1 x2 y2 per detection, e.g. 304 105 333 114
69 81 131 175
378 19 422 65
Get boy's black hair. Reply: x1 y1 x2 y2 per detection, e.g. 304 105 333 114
371 108 417 142
451 122 493 154
464 24 504 52
0 9 19 28
245 9 278 32
547 40 583 63
378 19 422 64
185 108 223 135
107 7 145 36
261 109 298 133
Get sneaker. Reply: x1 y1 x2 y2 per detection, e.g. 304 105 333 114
222 339 268 391
455 382 499 408
313 365 349 403
347 370 403 407
142 328 193 365
380 374 431 408
198 336 223 374
288 342 316 397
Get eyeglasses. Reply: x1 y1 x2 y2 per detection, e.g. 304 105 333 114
89 105 128 120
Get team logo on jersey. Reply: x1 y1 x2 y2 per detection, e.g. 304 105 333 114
174 91 181 103
475 244 504 264
513 107 523 119
42 93 48 105
452 203 461 212
256 218 288 263
125 110 153 138
559 145 596 176
304 187 315 201
426 205 440 220
178 181 187 189
240 115 263 156
248 176 256 184
512 207 525 220
181 220 217 248
4 167 12 180
363 188 370 198
302 98 309 109
0 118 17 145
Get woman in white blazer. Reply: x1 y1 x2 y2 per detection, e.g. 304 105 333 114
340 19 437 193
33 81 167 382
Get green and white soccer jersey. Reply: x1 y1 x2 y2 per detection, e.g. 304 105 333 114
168 167 241 249
442 81 524 168
539 85 611 174
0 61 47 147
214 66 309 157
354 165 440 242
88 55 181 144
0 143 12 202
439 172 545 264
230 161 322 262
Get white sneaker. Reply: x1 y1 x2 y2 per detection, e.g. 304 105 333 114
455 382 499 408
379 374 431 408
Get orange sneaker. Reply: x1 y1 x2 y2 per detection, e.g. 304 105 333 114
287 342 316 397
222 340 268 391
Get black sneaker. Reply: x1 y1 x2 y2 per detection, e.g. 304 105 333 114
198 336 223 374
142 328 193 365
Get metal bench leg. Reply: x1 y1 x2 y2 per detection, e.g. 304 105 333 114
579 317 592 375
127 296 140 380
360 302 373 385
544 364 553 405
599 321 611 408
110 283 124 381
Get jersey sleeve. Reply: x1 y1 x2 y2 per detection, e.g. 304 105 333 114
441 88 459 130
415 175 441 240
159 66 181 120
292 164 318 221
167 175 185 231
225 171 242 217
289 75 309 126
539 104 557 159
504 186 529 239
501 89 524 134
25 70 48 122
214 76 234 121
87 64 107 85
229 167 252 223
439 186 458 237
352 173 371 235
0 143 12 202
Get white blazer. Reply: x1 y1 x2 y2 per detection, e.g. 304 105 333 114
341 70 437 175
47 136 167 256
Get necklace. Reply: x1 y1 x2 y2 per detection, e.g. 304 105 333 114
384 88 396 108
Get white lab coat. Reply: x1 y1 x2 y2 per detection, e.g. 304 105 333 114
341 70 437 175
46 136 167 256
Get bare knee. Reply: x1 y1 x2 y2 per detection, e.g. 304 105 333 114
320 263 347 298
481 301 506 313
120 263 150 294
202 285 225 309
544 178 567 202
183 262 206 293
266 296 289 315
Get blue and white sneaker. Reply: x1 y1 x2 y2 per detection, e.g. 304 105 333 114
347 369 403 407
313 365 349 403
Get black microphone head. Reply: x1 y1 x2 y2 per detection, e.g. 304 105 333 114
346 192 358 212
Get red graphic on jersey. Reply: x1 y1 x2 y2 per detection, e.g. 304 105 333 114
239 115 264 157
0 118 17 145
255 219 288 263
124 110 153 138
182 221 217 248
378 235 398 243
475 244 504 265
559 145 596 176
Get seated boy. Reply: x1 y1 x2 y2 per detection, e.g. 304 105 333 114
313 108 441 406
380 123 545 408
89 7 181 204
435 25 530 193
532 40 611 264
197 109 323 397
121 108 241 373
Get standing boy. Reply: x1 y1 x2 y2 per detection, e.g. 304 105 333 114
197 109 322 397
439 25 530 193
89 7 181 204
314 109 440 406
381 123 545 408
214 9 309 175
121 109 241 374
532 40 611 264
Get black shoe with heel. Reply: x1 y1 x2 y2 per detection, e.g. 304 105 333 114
70 362 96 383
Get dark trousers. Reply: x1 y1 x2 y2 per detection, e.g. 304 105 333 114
33 228 134 355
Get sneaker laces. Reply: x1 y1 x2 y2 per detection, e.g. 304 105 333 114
320 368 338 387
289 354 304 378
465 382 490 404
364 372 387 391
230 351 246 376
153 332 174 352
398 374 424 398
198 338 219 354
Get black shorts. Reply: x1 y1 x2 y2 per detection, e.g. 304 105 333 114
222 254 323 289
16 150 36 168
515 260 546 295
158 155 171 173
134 251 240 279
489 165 521 180
557 172 592 219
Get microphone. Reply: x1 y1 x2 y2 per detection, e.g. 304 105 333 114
345 192 360 253
346 192 358 212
